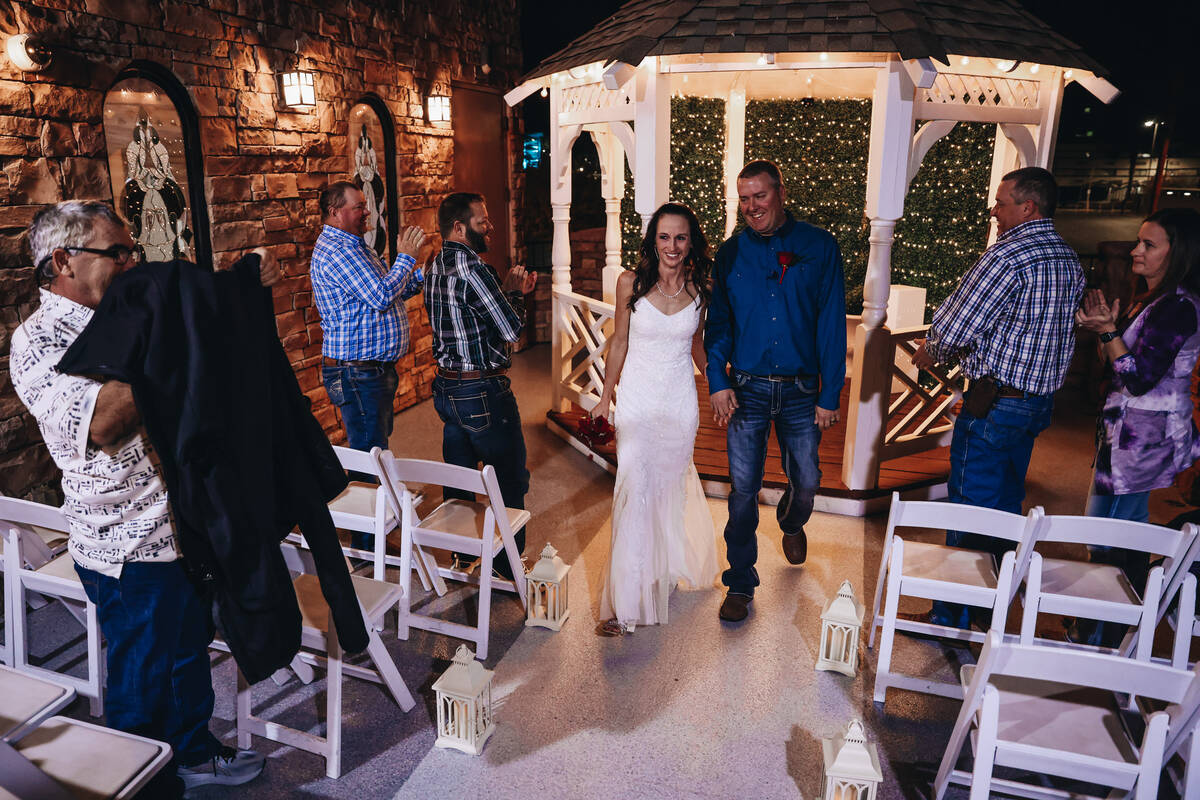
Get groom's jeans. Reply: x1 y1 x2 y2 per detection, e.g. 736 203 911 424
722 371 822 596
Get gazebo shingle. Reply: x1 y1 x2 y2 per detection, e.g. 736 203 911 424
523 0 1107 81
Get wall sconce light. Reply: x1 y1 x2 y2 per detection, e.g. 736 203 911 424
6 34 52 72
280 69 316 109
427 94 451 123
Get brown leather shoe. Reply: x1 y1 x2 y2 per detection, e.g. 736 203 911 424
782 529 807 565
719 592 753 622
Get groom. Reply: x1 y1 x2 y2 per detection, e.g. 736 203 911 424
705 160 847 623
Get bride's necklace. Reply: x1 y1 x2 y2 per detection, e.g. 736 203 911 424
655 279 686 299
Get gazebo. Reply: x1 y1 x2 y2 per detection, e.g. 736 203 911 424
505 0 1116 509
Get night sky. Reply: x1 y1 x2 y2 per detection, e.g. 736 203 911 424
519 0 1198 154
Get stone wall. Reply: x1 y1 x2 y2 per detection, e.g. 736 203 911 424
0 0 525 501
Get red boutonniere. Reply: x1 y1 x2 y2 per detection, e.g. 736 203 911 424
776 251 797 284
577 414 615 449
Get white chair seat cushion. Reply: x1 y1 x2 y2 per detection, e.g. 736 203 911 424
0 669 72 740
417 500 530 546
1039 557 1140 605
960 666 1138 765
294 573 402 632
33 553 82 583
15 717 161 799
901 540 997 588
328 482 395 528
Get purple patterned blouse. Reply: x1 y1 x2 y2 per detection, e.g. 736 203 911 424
1094 286 1200 495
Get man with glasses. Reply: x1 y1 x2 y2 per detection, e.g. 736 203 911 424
310 181 427 551
705 160 847 624
10 200 280 795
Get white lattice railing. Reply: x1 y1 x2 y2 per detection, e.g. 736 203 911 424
880 326 962 462
920 72 1040 109
553 288 616 412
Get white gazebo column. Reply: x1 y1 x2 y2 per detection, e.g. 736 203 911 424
591 127 627 303
633 57 669 232
842 59 915 491
548 85 579 293
985 124 1023 244
1034 68 1066 169
723 81 746 238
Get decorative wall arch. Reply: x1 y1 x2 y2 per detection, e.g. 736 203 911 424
102 61 210 267
348 95 399 263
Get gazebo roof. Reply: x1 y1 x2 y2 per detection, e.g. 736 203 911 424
524 0 1107 81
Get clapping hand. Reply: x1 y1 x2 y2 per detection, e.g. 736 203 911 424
1075 288 1120 334
397 225 428 259
502 265 538 295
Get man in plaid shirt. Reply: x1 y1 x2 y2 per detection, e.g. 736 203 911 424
913 167 1084 628
311 181 427 549
426 192 537 579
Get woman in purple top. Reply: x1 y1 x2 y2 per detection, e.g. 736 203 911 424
1073 208 1200 643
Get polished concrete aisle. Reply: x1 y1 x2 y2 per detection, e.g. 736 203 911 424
24 344 1170 799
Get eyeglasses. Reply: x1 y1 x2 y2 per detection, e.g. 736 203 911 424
37 244 142 274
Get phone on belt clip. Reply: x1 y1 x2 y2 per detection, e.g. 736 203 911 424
963 376 1000 418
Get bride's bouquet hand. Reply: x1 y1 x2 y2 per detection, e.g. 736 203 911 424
591 394 612 422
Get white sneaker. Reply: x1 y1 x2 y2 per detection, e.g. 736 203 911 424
179 746 265 792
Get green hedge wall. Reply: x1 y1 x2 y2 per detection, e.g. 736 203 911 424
618 97 993 314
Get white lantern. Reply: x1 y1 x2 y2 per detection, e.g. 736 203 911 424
821 719 883 800
525 543 570 630
816 580 864 677
280 70 316 109
427 94 451 123
431 644 495 755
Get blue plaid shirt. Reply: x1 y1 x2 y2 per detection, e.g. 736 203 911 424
926 218 1084 395
310 225 422 361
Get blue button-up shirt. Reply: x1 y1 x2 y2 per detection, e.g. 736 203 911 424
310 225 422 361
705 214 847 410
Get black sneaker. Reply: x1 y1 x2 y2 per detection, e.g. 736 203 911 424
179 746 265 791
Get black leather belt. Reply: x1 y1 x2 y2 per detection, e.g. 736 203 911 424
997 386 1043 398
322 356 392 369
437 367 508 380
754 373 814 383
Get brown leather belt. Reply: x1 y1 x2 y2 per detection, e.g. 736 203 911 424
997 386 1041 398
437 367 508 381
322 356 392 369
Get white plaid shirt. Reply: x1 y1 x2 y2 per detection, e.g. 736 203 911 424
9 290 178 577
926 218 1085 395
425 242 525 371
310 225 421 361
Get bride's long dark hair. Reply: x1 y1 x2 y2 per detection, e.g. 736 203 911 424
628 202 713 311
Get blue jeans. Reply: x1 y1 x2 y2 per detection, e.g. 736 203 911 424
722 372 822 596
76 560 222 797
432 375 529 579
932 393 1054 627
323 361 399 549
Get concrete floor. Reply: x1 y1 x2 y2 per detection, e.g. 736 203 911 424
14 343 1195 799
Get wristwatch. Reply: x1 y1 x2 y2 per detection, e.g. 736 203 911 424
1099 330 1118 343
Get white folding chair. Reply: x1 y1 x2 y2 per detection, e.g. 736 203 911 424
870 493 1044 703
0 664 75 743
0 504 68 667
1122 523 1200 666
0 497 104 716
1019 515 1198 661
934 631 1199 800
236 543 417 779
6 715 171 799
375 451 528 661
285 446 443 595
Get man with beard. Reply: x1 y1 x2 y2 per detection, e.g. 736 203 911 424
311 180 427 551
425 192 537 579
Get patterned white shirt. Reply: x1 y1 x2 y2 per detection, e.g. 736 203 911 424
9 289 178 577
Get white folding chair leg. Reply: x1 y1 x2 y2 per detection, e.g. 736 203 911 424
868 531 894 650
1183 723 1200 799
872 540 904 704
968 687 1001 800
325 623 343 779
365 631 416 711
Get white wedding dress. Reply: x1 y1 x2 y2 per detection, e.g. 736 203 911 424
599 294 718 629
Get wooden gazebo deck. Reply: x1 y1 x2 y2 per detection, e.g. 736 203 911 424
547 377 951 515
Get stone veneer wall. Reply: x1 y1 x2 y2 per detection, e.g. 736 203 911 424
0 0 525 501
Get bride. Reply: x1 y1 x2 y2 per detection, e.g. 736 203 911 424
591 202 719 636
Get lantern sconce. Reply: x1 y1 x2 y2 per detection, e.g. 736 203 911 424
816 580 864 678
427 94 451 123
280 69 316 110
525 543 570 630
431 644 495 756
6 34 52 72
820 719 883 800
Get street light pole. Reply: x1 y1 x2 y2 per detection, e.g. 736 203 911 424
1143 119 1161 211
